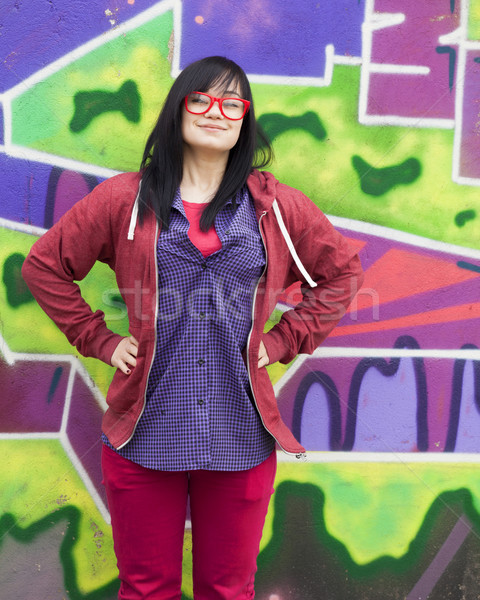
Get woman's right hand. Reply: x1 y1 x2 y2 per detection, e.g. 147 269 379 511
111 335 139 375
258 340 270 368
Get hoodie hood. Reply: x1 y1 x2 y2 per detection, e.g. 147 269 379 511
128 170 276 241
246 169 278 215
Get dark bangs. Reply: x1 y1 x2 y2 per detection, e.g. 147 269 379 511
186 61 252 102
138 56 272 231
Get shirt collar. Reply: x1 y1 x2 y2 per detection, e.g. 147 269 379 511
171 188 185 214
171 187 248 214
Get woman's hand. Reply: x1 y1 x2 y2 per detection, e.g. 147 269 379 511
111 335 139 375
258 340 270 368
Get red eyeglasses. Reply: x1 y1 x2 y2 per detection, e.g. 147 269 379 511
185 92 250 120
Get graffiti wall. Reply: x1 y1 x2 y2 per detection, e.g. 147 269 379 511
2 0 480 598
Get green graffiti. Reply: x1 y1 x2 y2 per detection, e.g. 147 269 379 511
455 209 476 227
351 155 421 197
2 253 34 308
257 111 327 146
10 10 173 171
0 507 118 600
69 80 141 133
256 481 480 599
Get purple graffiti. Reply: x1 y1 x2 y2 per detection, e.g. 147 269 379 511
366 0 459 120
0 0 146 93
44 168 98 228
445 345 480 452
66 372 105 499
0 103 4 145
283 335 480 453
279 217 480 455
350 356 420 451
457 51 480 180
0 351 106 504
292 372 342 451
0 156 101 228
179 0 363 78
0 153 51 225
343 336 428 452
0 359 67 432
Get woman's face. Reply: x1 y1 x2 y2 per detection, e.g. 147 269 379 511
181 82 245 157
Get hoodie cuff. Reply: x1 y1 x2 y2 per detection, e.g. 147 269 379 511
94 332 126 366
262 328 290 365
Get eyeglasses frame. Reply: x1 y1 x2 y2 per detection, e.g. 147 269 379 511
184 91 251 121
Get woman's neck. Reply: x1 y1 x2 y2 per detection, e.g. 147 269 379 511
181 146 228 204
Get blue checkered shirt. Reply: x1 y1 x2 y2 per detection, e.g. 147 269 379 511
103 187 275 470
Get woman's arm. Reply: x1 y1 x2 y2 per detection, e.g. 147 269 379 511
262 194 364 365
22 178 124 365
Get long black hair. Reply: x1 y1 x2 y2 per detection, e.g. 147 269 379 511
138 56 273 230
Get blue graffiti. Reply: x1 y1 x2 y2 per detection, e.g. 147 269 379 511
180 1 364 78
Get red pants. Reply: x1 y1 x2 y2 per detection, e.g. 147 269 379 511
102 445 277 600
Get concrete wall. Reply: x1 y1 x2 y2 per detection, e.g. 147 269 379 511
2 1 480 598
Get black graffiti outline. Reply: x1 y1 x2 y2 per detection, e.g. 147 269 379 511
444 344 480 452
343 335 429 451
0 507 118 600
292 370 342 450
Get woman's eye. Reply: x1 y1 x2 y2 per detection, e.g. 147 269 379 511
192 96 208 104
223 100 241 108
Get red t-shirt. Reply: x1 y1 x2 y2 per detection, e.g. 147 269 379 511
182 199 222 257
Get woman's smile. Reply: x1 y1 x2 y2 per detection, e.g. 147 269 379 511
197 122 227 131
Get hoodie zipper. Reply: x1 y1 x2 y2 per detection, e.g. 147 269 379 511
246 209 306 460
117 219 159 449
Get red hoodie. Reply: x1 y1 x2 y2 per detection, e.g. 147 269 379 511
22 170 363 458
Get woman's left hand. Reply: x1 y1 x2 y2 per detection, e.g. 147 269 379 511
111 335 139 375
258 340 270 368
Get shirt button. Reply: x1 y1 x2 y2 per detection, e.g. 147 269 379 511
197 358 205 366
199 312 206 320
197 399 205 406
201 263 207 270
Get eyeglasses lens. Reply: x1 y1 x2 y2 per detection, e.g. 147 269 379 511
186 93 246 120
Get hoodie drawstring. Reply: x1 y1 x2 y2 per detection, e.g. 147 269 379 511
128 184 316 289
272 199 317 288
127 180 142 241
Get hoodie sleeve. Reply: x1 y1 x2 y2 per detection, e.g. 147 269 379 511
262 192 364 365
21 177 124 365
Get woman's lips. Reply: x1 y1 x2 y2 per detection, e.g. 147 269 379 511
198 124 226 131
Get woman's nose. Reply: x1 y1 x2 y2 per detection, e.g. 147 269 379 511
205 99 223 118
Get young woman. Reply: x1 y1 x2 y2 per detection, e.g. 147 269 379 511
22 56 363 599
